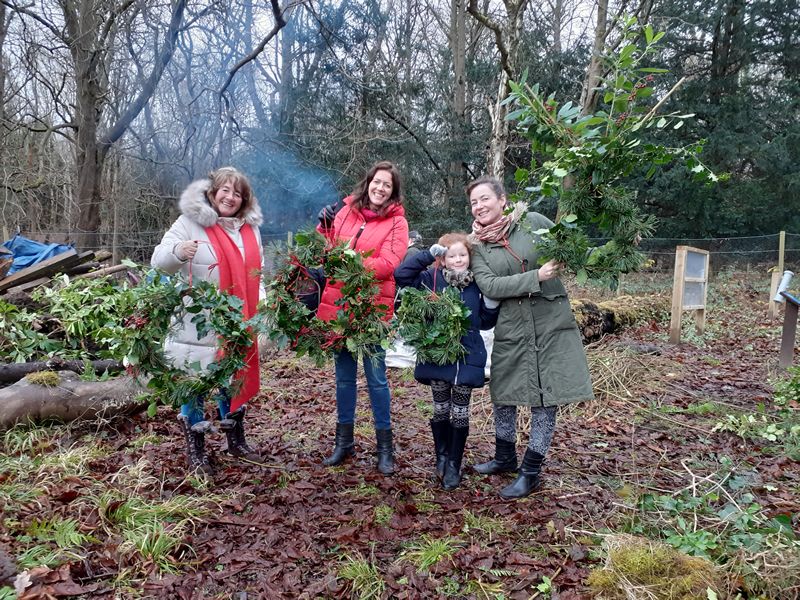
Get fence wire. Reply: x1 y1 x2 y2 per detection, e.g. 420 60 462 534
8 230 799 274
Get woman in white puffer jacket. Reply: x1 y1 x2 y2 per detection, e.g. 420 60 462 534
152 167 264 479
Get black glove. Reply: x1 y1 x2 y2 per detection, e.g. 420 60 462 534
318 202 338 228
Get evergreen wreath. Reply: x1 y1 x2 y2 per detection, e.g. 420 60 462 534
119 270 262 416
264 229 392 364
505 18 720 288
395 286 471 366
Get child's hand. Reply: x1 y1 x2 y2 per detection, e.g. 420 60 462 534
429 244 447 257
483 296 500 309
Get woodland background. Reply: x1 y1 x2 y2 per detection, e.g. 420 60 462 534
0 0 798 262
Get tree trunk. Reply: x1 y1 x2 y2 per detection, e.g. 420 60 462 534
0 371 147 430
467 0 529 179
0 359 123 385
447 0 467 213
580 0 608 115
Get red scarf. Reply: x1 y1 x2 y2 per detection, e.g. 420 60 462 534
205 223 261 412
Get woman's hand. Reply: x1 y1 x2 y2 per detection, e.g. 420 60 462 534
174 240 199 261
537 259 563 282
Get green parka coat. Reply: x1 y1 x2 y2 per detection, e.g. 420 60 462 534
471 205 593 407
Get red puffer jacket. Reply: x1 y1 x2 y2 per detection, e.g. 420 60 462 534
317 196 409 322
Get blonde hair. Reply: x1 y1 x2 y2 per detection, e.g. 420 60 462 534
206 166 255 218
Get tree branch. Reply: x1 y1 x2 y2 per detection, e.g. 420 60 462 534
217 0 288 101
466 0 511 79
379 106 445 180
0 0 64 40
98 0 187 160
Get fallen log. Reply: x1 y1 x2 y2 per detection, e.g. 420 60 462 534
0 370 148 430
0 358 124 385
571 294 670 343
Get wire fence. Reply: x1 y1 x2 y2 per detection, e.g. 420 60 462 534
7 229 800 276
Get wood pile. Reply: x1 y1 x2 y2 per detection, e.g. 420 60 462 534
0 249 116 295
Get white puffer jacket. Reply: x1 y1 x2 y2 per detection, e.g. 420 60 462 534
151 179 265 372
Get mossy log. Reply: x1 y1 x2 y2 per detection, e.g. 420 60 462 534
0 370 148 430
571 294 670 343
0 358 123 384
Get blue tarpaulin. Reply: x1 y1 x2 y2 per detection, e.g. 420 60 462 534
2 235 74 275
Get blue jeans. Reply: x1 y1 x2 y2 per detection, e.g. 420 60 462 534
335 349 391 429
180 389 231 426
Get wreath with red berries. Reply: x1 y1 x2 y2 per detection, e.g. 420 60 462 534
264 229 392 364
120 271 263 415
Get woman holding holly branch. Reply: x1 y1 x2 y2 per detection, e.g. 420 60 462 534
394 232 499 490
151 167 265 480
467 176 593 499
317 161 409 475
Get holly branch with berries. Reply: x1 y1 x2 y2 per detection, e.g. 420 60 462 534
264 229 392 365
119 272 265 416
505 17 721 288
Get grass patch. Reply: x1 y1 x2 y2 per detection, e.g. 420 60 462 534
400 535 462 572
119 520 190 574
373 504 394 526
338 554 385 600
462 510 507 541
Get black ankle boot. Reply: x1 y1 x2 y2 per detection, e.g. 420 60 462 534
499 449 544 499
220 406 260 461
429 420 450 480
323 423 355 466
375 428 395 475
442 425 469 491
473 437 518 475
178 415 213 478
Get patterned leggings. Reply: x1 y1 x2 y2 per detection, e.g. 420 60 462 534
430 380 472 428
494 405 557 454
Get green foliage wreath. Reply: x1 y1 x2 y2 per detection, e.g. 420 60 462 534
506 18 721 288
119 271 262 415
395 286 472 365
264 229 392 364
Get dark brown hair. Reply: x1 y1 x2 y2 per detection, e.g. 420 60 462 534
351 160 404 215
465 175 505 199
206 167 255 218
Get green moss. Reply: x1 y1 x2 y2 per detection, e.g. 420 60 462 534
588 535 720 599
25 371 61 387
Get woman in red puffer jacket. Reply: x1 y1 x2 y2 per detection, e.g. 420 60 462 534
317 161 409 475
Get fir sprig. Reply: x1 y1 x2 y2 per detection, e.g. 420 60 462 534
395 286 471 366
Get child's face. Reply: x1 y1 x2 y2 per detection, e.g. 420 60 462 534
444 242 470 272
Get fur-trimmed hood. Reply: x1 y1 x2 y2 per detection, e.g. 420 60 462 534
179 178 263 228
468 201 528 246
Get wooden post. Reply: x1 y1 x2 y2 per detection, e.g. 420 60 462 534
287 231 293 248
112 198 120 265
778 230 786 274
768 271 782 319
669 247 687 343
670 246 709 343
616 273 625 297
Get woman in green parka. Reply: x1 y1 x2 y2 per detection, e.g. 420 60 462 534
467 176 593 499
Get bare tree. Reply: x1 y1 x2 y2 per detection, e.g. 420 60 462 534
467 0 530 179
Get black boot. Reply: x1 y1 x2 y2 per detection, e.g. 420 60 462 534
430 420 450 480
499 449 544 499
178 415 213 478
442 425 469 491
220 406 260 461
375 428 395 475
322 423 355 466
473 437 518 475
